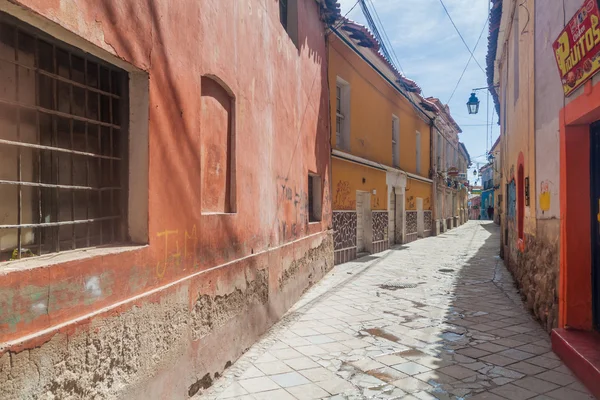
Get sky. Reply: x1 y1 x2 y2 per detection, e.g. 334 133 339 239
337 0 500 185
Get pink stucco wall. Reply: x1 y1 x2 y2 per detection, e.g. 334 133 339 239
0 0 334 398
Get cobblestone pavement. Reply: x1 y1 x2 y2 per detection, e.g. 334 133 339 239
197 221 593 400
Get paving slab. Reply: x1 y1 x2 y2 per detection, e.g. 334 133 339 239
195 222 593 400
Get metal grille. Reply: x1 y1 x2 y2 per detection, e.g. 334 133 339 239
0 13 128 261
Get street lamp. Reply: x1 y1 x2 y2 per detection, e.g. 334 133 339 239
467 92 480 114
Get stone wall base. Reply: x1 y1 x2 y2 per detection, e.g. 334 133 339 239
372 240 389 254
334 247 357 265
505 220 559 332
405 232 418 243
0 233 334 400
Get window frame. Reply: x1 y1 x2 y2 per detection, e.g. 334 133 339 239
200 75 237 215
0 10 149 265
415 131 421 174
279 0 288 30
335 85 343 146
392 115 400 168
308 173 322 223
335 76 350 151
279 0 298 46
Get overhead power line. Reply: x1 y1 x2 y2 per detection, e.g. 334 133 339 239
365 0 405 74
446 15 489 103
437 0 487 76
358 0 404 74
331 0 360 31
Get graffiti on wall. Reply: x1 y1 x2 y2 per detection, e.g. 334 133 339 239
540 180 552 213
507 180 516 220
334 180 355 210
371 193 380 208
156 226 199 278
277 176 309 242
407 196 416 210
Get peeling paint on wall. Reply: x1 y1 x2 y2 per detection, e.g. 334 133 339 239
84 277 102 298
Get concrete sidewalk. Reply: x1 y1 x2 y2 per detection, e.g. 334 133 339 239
196 221 593 400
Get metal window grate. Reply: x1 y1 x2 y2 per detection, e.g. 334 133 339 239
0 13 128 261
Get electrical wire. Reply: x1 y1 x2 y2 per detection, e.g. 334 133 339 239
446 15 489 104
331 0 360 31
358 0 396 72
329 26 435 122
437 0 487 75
366 0 405 75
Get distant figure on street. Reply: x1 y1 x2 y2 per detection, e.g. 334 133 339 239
487 205 494 221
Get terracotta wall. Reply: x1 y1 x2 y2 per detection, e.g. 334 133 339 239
405 179 431 211
0 0 333 398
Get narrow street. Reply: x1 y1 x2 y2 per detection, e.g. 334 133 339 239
199 222 592 400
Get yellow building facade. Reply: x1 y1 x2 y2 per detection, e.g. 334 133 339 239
329 20 437 264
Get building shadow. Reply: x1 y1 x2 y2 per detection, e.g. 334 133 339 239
366 221 556 398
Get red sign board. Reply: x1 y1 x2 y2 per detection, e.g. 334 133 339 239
553 0 600 96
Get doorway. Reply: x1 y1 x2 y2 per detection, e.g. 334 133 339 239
395 190 404 244
416 197 424 238
590 122 600 329
390 188 396 245
356 191 372 254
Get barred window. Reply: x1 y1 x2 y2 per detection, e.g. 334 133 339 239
0 13 129 261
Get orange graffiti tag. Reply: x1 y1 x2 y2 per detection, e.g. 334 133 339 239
156 230 179 278
184 225 199 269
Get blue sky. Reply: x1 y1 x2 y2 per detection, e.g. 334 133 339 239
337 0 500 185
